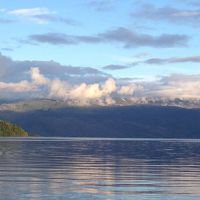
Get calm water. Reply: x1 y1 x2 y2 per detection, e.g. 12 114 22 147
0 138 200 200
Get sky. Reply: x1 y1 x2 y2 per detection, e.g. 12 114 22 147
1 0 200 104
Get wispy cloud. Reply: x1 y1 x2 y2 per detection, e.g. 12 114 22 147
1 48 13 52
8 8 54 24
0 18 15 23
132 55 200 66
28 27 189 48
133 52 150 58
131 4 200 26
4 7 77 25
100 27 188 48
30 33 77 45
29 33 100 45
102 64 131 70
85 0 119 11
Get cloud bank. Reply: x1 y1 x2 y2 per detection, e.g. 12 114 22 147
0 53 138 104
1 66 200 104
1 53 200 105
0 67 138 105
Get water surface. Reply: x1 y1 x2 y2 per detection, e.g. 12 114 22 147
0 138 200 200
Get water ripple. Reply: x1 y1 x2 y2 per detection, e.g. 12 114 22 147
0 139 200 199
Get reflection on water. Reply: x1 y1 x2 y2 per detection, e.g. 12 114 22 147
0 138 200 200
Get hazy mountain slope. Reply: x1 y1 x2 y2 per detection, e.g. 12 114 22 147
1 98 200 113
0 106 199 138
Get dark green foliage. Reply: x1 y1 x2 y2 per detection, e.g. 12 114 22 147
0 120 28 137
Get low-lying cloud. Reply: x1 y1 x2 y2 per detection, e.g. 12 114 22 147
1 53 200 105
147 74 200 99
1 66 200 104
0 67 138 104
49 77 117 101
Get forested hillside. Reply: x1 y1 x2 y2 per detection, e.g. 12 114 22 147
0 120 28 137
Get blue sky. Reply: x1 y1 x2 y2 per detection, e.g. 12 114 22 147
1 0 200 81
1 0 200 103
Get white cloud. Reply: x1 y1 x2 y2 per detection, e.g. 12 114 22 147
0 80 34 93
8 8 55 24
48 77 117 103
102 78 116 95
9 8 52 16
0 67 46 95
5 7 77 25
69 78 116 99
30 67 49 85
70 83 102 99
119 86 132 95
151 74 200 99
48 79 70 100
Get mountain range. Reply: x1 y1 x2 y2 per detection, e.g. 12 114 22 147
0 98 200 138
1 97 200 112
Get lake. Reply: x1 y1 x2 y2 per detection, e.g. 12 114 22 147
0 138 200 200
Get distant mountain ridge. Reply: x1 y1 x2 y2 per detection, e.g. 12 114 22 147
0 98 200 138
0 98 200 112
0 100 200 138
